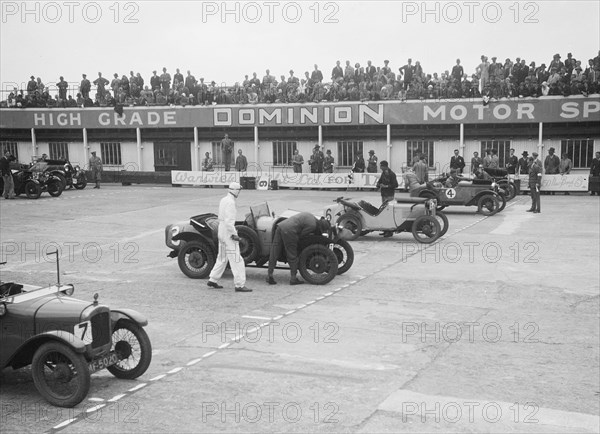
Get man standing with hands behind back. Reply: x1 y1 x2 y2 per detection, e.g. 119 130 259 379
527 152 542 213
89 151 103 189
207 182 253 292
221 133 234 171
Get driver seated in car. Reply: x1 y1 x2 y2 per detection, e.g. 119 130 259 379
474 166 493 180
444 169 461 188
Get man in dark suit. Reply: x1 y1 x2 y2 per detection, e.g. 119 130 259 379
311 65 323 83
331 61 343 81
450 149 466 174
506 148 519 175
590 151 600 195
365 61 376 80
399 59 414 90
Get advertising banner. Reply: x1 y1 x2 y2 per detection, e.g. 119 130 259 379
516 174 589 191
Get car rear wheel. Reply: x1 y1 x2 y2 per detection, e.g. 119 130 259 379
497 193 507 212
177 240 215 279
31 341 90 408
53 173 67 191
47 180 63 197
298 244 338 285
235 225 260 264
331 239 354 275
478 194 501 216
499 181 516 200
336 214 362 241
434 212 449 237
25 181 42 199
107 319 152 380
412 215 442 244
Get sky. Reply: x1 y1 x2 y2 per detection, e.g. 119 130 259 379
1 0 599 95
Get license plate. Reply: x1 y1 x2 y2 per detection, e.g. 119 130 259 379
89 351 119 373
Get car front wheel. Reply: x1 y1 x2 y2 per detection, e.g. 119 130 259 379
412 215 442 244
434 212 449 237
25 181 42 199
331 239 354 275
477 194 501 216
74 174 87 189
47 180 63 197
298 244 338 285
31 341 90 408
177 240 216 278
107 319 152 380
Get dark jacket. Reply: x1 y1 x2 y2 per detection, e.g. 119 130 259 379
590 158 600 177
377 168 399 196
0 155 16 176
278 212 318 239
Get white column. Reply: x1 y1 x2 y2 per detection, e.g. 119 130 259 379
254 126 259 169
386 124 391 163
136 128 142 171
538 122 543 156
318 125 323 149
31 128 36 158
459 123 465 155
193 127 199 171
82 128 88 167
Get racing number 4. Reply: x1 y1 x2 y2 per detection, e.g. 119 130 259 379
75 320 93 344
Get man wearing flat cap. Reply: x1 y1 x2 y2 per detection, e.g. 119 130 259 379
518 151 529 176
544 147 560 196
527 152 542 213
309 144 324 173
79 74 91 99
27 76 37 95
367 150 378 173
89 151 103 189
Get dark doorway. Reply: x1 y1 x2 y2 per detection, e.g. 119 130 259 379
154 142 192 172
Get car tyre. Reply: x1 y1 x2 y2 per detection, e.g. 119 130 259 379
25 181 42 199
331 239 354 275
499 181 516 200
497 193 507 212
434 212 449 237
477 194 500 216
53 173 68 191
31 341 90 408
298 244 338 285
48 180 63 197
74 174 87 190
336 213 362 241
235 225 260 264
412 215 442 244
177 240 215 279
107 319 152 380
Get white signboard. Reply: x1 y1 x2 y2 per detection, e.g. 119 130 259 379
516 174 589 191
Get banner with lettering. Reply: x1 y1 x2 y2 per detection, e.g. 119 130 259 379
516 174 589 191
2 96 598 129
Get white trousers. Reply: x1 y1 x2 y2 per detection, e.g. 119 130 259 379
209 237 246 288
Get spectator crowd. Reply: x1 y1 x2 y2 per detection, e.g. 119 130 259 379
3 51 600 109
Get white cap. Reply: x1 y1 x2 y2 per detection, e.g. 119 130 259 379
228 182 242 191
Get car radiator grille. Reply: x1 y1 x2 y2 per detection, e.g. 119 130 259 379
91 311 111 349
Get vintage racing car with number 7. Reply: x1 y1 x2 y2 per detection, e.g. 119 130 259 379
0 254 152 407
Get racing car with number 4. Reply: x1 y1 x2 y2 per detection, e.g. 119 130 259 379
0 254 152 407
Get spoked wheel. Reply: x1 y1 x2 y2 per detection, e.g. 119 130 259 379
107 319 152 380
497 193 507 212
499 181 516 200
25 181 42 199
73 175 87 189
177 240 215 278
31 342 90 408
434 212 449 237
330 239 354 275
477 194 501 216
412 215 442 244
336 214 362 241
298 244 338 285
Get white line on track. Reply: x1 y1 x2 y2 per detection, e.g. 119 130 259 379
241 315 273 320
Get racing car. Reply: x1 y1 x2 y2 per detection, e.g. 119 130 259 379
324 196 447 243
0 254 152 407
165 202 354 285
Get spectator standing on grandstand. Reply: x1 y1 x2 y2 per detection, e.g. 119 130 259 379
150 70 160 91
235 149 247 172
413 155 429 184
160 67 171 94
79 74 91 99
518 151 529 175
309 145 325 173
399 59 414 90
549 54 564 74
185 70 197 95
27 76 37 95
88 151 103 189
36 77 45 93
93 73 109 99
365 150 378 173
476 55 490 92
506 148 519 177
366 61 376 81
331 60 343 80
311 65 323 83
344 61 354 81
173 69 184 90
111 73 120 96
450 149 466 174
221 134 234 171
324 150 335 173
56 76 68 101
292 149 304 173
471 151 483 174
590 151 600 195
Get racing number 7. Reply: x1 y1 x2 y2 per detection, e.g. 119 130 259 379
75 320 93 344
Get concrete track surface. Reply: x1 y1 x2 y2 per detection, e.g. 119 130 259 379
1 185 598 433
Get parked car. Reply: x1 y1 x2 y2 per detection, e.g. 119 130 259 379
410 175 506 216
0 256 152 407
165 202 354 285
28 161 67 196
0 166 63 199
40 159 88 190
324 196 447 244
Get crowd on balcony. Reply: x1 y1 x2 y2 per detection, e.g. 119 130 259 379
3 51 599 109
